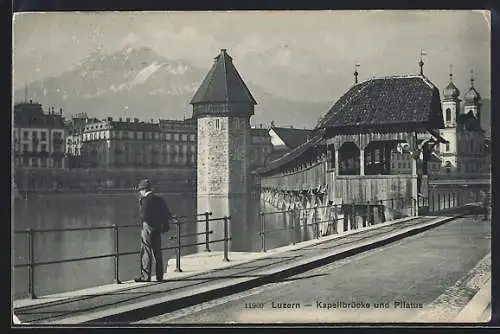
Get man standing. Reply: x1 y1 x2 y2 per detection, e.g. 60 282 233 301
135 179 173 282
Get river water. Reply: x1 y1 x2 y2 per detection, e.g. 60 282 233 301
12 193 302 299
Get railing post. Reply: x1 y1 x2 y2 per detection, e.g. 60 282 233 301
113 224 121 284
223 216 230 262
260 212 266 252
204 212 211 252
289 209 295 245
175 220 182 272
28 228 36 299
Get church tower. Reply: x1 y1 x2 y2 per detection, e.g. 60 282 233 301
463 70 482 120
191 49 257 252
439 67 461 172
442 66 460 128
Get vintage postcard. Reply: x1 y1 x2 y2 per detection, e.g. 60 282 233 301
11 10 491 326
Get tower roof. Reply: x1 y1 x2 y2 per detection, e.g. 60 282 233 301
443 81 460 100
443 68 460 100
190 49 257 105
464 70 482 106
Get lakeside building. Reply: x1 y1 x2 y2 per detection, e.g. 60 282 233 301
72 116 278 170
13 101 67 169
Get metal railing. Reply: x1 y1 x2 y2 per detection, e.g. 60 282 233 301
258 196 416 252
13 212 231 299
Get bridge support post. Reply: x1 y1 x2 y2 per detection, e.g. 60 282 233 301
334 149 339 175
360 149 365 176
260 212 266 252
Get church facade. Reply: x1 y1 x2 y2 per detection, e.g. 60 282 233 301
437 70 488 174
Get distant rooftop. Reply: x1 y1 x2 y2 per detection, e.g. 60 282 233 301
270 126 314 149
13 101 65 129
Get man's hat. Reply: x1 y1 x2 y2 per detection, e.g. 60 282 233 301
137 179 151 191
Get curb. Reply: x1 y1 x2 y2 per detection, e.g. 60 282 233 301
454 276 492 323
49 215 457 324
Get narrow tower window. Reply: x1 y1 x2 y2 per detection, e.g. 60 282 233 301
445 108 451 122
215 119 220 129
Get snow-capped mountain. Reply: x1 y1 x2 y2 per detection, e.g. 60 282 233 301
13 46 331 128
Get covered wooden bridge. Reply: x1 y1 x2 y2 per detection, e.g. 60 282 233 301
257 74 448 220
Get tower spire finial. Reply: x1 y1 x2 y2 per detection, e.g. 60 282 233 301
418 49 427 76
449 64 453 81
470 69 475 87
354 63 360 84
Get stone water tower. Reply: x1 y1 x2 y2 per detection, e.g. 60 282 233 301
191 49 257 252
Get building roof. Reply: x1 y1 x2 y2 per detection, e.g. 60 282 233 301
13 102 66 129
251 127 270 137
316 75 444 134
109 121 160 132
190 49 257 105
270 126 314 149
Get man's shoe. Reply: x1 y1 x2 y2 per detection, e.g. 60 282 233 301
134 277 151 282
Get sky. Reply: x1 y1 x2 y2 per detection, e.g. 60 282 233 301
12 10 491 102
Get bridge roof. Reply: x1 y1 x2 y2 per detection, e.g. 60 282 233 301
257 131 325 174
190 49 257 105
316 75 444 133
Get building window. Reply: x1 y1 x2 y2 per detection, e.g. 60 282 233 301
446 143 450 152
23 131 28 140
182 134 187 141
41 144 47 152
445 108 451 122
40 157 46 167
23 144 29 152
41 132 47 141
215 119 220 129
31 158 38 167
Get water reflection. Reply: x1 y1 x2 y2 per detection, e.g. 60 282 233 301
12 192 299 298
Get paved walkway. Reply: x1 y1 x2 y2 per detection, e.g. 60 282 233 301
13 214 458 325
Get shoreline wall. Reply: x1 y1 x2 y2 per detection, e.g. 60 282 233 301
13 167 196 194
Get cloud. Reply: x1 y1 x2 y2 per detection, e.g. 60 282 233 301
121 32 138 47
12 11 491 101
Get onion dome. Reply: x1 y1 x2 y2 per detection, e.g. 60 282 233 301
464 71 482 105
443 68 460 100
